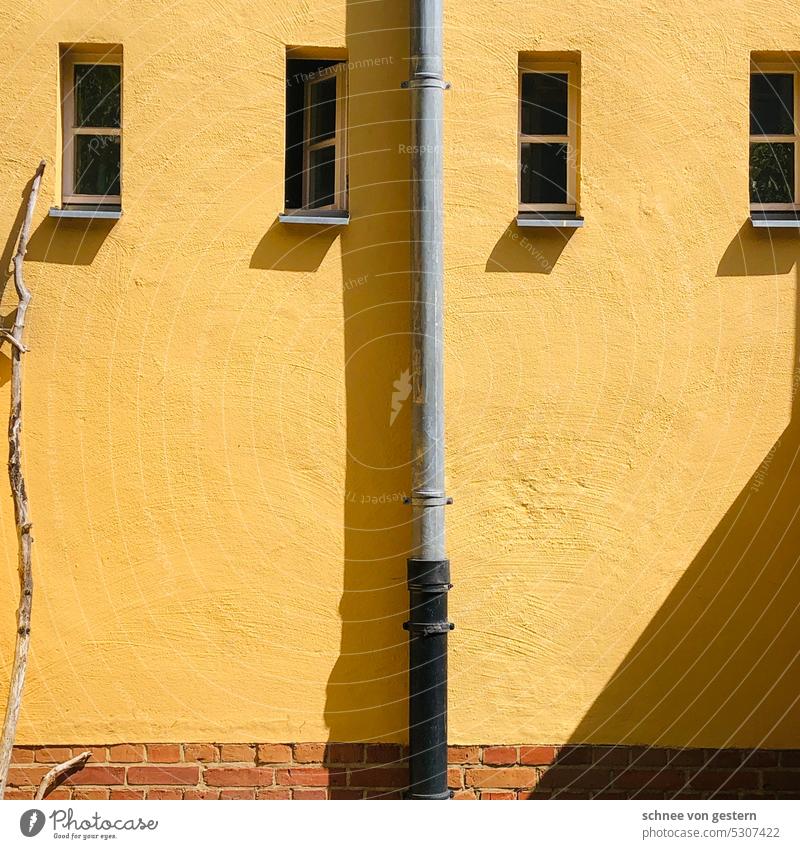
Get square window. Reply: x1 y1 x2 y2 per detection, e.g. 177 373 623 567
749 60 799 210
519 59 579 212
61 46 122 206
284 54 348 212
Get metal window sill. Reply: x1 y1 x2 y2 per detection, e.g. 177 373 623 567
49 206 122 220
750 212 800 229
517 212 584 229
279 210 350 226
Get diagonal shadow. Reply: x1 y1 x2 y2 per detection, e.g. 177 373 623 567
533 220 800 798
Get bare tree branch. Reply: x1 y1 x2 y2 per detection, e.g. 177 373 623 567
35 751 91 800
0 329 27 353
0 160 45 799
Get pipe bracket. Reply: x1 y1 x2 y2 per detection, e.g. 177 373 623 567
403 620 455 636
403 492 453 507
401 78 451 90
408 582 453 593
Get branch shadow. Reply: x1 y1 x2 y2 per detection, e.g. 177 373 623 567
0 175 37 387
530 220 800 799
0 173 37 298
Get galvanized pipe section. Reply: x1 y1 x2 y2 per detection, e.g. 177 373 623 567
404 0 451 801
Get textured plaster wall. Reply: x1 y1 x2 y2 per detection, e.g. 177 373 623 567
0 0 798 748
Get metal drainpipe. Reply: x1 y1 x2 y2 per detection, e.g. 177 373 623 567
402 0 452 801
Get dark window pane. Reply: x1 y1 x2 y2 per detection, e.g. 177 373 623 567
74 135 120 196
285 57 342 209
308 145 336 208
521 142 568 204
521 72 568 135
750 73 794 135
749 142 794 203
75 64 121 128
309 76 337 143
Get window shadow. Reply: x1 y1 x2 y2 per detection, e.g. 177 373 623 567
25 216 116 266
486 219 574 273
250 217 340 272
531 221 800 798
323 0 412 754
717 220 798 277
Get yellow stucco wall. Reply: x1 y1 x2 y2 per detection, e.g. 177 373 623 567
0 0 798 748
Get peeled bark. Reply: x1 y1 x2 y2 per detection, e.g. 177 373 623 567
0 160 45 798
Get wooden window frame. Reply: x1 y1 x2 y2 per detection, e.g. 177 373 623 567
61 48 122 206
301 63 348 211
750 60 799 212
518 61 578 213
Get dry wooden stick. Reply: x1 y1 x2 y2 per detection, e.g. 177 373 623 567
35 750 91 800
0 160 45 799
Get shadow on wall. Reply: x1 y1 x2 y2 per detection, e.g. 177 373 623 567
486 219 574 273
0 187 115 383
0 173 36 296
0 176 33 389
532 221 800 797
250 217 340 272
25 216 115 266
322 0 413 753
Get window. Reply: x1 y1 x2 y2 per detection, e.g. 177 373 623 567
750 61 798 209
61 46 122 207
285 54 348 213
519 60 579 212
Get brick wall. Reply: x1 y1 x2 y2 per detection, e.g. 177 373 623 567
5 744 798 800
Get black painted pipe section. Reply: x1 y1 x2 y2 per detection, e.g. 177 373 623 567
404 558 453 799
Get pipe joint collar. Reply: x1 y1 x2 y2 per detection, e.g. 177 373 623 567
407 557 451 592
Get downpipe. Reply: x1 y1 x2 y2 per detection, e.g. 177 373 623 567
402 0 452 800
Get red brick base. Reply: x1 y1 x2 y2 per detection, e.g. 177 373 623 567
6 744 798 800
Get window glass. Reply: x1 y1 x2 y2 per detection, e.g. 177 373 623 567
750 73 793 135
749 142 795 204
74 135 121 196
309 76 337 143
285 55 347 211
75 64 121 128
308 145 336 208
521 72 568 135
521 142 568 204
